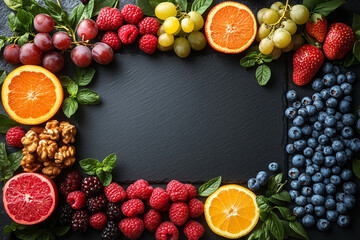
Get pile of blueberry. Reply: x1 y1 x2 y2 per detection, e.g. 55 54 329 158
247 162 280 190
285 63 359 231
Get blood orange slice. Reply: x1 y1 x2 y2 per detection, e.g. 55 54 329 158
3 173 58 225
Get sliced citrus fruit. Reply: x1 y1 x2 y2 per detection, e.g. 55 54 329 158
3 173 58 225
1 65 63 125
204 184 260 239
205 1 257 54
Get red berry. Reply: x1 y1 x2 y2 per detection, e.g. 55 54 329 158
6 127 25 148
90 212 107 230
184 220 205 240
126 183 138 199
185 184 197 200
3 44 20 64
59 171 83 196
104 182 126 203
92 42 114 65
19 43 43 65
132 179 153 200
155 221 179 240
81 176 103 197
144 209 162 232
71 209 90 232
149 187 170 211
71 45 92 68
52 32 72 50
169 202 189 226
188 198 204 218
96 7 123 31
121 4 143 24
305 17 327 43
77 19 99 41
34 14 54 33
87 194 107 212
67 191 86 210
42 51 64 73
121 199 145 217
119 218 144 239
138 17 160 35
34 33 53 51
102 31 122 50
139 34 157 55
118 24 139 45
166 180 188 202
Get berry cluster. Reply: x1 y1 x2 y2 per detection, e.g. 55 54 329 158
285 63 358 231
247 162 280 190
58 172 204 240
5 126 25 148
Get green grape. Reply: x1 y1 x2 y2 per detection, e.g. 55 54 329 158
292 33 305 50
181 18 194 33
282 39 293 52
281 19 297 35
187 31 206 51
157 25 166 36
290 5 310 25
164 17 180 34
258 23 271 39
158 43 173 51
257 8 268 25
262 9 280 25
174 25 182 35
155 2 177 20
259 37 274 55
256 32 261 42
270 2 284 11
272 28 291 48
278 8 290 19
188 11 204 31
174 37 191 58
158 33 174 47
271 47 282 60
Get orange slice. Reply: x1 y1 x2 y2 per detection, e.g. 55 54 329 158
204 184 260 239
205 1 257 54
2 65 63 125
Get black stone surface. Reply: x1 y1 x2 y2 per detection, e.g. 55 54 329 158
0 0 359 239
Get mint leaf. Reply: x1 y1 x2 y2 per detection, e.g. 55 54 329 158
198 176 222 197
2 151 23 180
74 66 96 86
62 97 78 118
266 212 284 240
93 0 117 17
268 190 291 203
96 168 112 186
257 195 271 212
191 0 213 15
175 0 187 11
275 206 296 221
8 13 17 33
79 158 99 175
102 153 117 172
353 14 360 32
3 0 23 11
59 76 74 88
256 64 271 86
14 227 43 240
136 0 155 16
289 221 309 240
353 159 360 179
240 53 257 68
313 0 346 17
67 81 79 97
0 70 7 84
76 89 100 105
274 173 283 184
53 226 69 237
0 114 18 134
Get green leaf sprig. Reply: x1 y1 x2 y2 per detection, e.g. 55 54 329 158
247 173 309 240
0 113 18 134
60 66 100 118
0 143 23 183
302 0 346 23
79 153 117 186
198 176 222 197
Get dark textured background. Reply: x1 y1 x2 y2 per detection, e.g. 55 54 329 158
0 0 360 239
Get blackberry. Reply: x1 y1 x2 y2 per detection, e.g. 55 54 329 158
71 209 90 232
81 176 103 197
106 202 122 220
101 221 121 240
60 171 82 196
59 204 74 226
87 194 107 212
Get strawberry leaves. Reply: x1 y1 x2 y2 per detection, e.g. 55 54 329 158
303 0 346 22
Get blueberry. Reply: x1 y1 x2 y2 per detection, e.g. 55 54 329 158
256 171 269 186
312 93 322 101
301 125 312 136
303 147 314 158
288 126 303 140
326 210 338 222
325 115 336 127
326 97 338 108
306 158 312 166
336 203 347 214
286 90 298 101
340 169 353 181
298 108 308 117
320 89 330 100
318 111 328 122
306 105 316 116
326 108 336 115
336 121 345 131
312 195 325 206
337 74 346 84
323 73 336 87
337 215 351 227
308 115 318 124
345 71 356 84
313 100 324 111
315 144 325 153
343 95 352 102
350 138 360 152
332 140 345 152
323 178 330 184
313 183 325 195
302 214 315 228
305 204 314 214
290 190 299 201
332 166 341 175
312 152 324 165
293 206 305 218
312 130 320 139
324 127 336 138
321 167 332 178
340 83 352 95
288 168 300 179
307 138 318 148
317 219 331 231
315 206 326 217
339 100 351 113
285 107 297 119
312 164 320 172
334 112 343 120
294 140 307 151
295 195 307 206
326 195 334 200
299 173 311 186
336 151 347 166
286 144 296 154
314 121 323 131
325 198 336 209
318 135 329 145
325 156 336 168
291 180 301 190
343 195 355 210
336 193 345 202
345 148 353 159
301 187 312 197
342 113 355 126
301 97 312 106
247 178 260 191
343 182 357 195
323 62 333 73
312 172 324 183
330 85 343 98
330 175 341 185
333 66 341 75
357 119 360 131
342 126 354 139
323 146 333 156
268 162 279 172
293 101 301 109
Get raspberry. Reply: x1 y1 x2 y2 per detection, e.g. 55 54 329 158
106 202 122 220
138 17 160 35
7 126 25 147
121 199 145 217
119 218 144 239
81 176 103 197
188 198 204 218
126 183 138 199
60 171 82 196
155 221 179 240
184 220 205 240
102 31 121 50
101 221 121 240
166 180 188 202
144 209 162 232
139 34 157 55
67 191 86 210
118 24 139 45
96 7 123 31
90 212 107 230
87 194 107 212
121 4 143 24
131 179 153 199
59 204 74 226
104 182 126 202
185 184 197 200
169 202 189 226
149 188 170 211
71 209 90 232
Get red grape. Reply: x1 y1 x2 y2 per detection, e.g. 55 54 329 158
34 33 53 51
77 19 98 41
52 32 72 50
34 14 55 33
3 44 20 64
19 43 43 65
71 45 92 68
42 51 64 73
92 42 114 65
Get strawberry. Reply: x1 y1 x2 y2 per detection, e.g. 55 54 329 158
323 23 356 60
305 17 327 43
293 45 324 86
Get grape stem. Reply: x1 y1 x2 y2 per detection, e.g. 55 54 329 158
269 0 290 36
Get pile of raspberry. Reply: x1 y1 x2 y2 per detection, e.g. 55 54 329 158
58 171 205 240
97 4 159 55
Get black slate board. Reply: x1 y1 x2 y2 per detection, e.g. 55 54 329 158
0 0 360 239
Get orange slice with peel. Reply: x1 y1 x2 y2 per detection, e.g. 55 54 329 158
205 1 257 54
204 184 260 239
2 65 63 125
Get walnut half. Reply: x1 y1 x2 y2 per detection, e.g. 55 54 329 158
60 121 76 144
21 130 39 153
37 140 58 161
42 161 62 178
21 149 42 173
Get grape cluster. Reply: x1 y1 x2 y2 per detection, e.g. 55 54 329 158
285 63 358 231
155 2 206 58
256 1 309 58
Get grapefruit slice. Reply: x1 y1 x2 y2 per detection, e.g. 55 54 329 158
205 1 257 54
3 173 58 225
